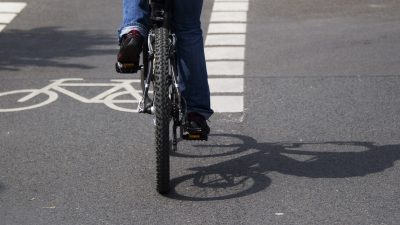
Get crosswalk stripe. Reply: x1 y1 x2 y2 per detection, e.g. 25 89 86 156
208 23 247 34
211 96 244 113
213 2 249 12
205 47 245 60
0 2 27 32
207 61 244 76
209 78 244 93
0 2 27 13
206 0 249 113
205 34 246 46
210 12 248 22
0 13 17 23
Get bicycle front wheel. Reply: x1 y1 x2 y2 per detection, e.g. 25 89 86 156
153 27 171 195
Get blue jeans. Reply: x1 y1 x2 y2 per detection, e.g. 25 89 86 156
119 0 213 119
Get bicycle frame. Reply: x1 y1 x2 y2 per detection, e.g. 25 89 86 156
138 0 185 151
150 0 173 29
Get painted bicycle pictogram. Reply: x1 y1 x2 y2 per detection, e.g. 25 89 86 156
0 78 147 112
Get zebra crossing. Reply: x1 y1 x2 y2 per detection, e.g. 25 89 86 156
0 2 26 32
205 0 249 113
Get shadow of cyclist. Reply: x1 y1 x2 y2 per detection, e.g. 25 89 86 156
0 27 115 71
170 134 400 201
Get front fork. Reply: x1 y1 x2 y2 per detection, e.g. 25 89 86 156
138 33 155 115
169 33 186 151
138 32 185 151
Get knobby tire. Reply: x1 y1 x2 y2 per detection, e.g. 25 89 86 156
153 27 171 194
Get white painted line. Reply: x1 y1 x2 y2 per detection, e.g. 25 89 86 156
207 61 244 76
0 13 17 23
205 34 246 46
210 12 247 22
0 3 27 32
209 78 243 93
211 96 243 113
0 2 27 13
204 0 250 113
205 47 245 60
213 2 249 12
368 4 386 8
208 23 247 34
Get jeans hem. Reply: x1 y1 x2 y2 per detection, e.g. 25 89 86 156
118 23 148 41
187 108 214 120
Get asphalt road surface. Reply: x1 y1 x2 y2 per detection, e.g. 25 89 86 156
1 0 400 224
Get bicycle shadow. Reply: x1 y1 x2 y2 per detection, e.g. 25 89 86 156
0 26 115 71
169 134 400 201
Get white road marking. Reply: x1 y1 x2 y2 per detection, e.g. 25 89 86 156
205 0 249 113
0 13 16 23
0 2 27 13
208 23 247 34
210 12 248 23
205 47 245 60
211 96 243 113
0 78 245 113
368 4 386 8
207 61 244 76
0 2 27 32
213 2 249 12
205 34 246 46
0 79 143 113
0 89 58 112
209 78 243 93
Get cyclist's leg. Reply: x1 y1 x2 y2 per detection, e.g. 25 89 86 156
172 0 214 120
118 0 149 39
117 0 149 71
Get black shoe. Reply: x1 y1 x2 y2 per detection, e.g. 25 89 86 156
183 112 210 141
115 30 144 73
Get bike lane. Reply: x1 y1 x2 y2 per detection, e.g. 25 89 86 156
2 0 400 225
0 1 252 225
240 0 400 224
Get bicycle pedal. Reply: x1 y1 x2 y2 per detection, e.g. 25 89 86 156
182 131 208 141
115 62 141 73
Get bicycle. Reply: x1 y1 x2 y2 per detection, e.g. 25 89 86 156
0 78 143 113
115 0 208 195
